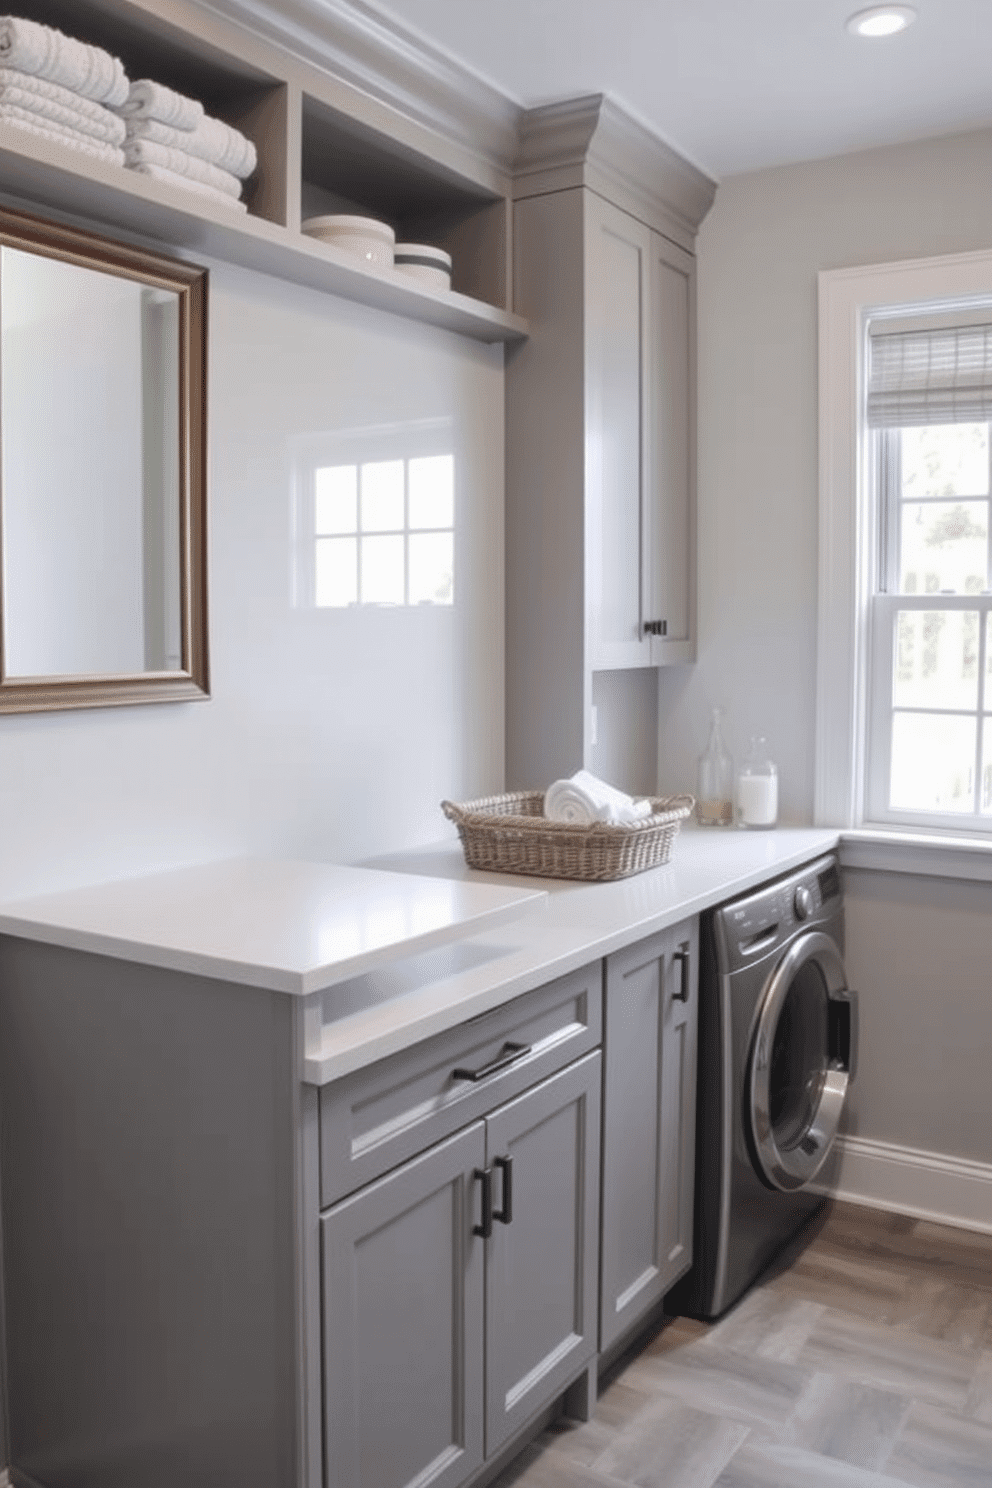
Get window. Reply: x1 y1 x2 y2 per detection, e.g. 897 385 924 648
293 423 455 610
865 322 992 828
816 250 992 834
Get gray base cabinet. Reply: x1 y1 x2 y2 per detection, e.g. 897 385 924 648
599 918 699 1354
322 1124 486 1488
321 982 602 1488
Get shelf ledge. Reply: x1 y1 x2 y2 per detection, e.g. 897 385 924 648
0 128 528 345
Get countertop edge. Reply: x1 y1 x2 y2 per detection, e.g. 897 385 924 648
307 827 842 1084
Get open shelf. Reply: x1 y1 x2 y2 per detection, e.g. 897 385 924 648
0 0 527 343
0 129 527 342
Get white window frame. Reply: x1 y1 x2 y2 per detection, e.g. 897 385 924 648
816 249 992 832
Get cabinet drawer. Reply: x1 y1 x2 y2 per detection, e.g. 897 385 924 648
319 961 602 1207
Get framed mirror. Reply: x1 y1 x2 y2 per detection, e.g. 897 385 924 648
0 204 208 713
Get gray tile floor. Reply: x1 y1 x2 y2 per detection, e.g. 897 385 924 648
493 1202 992 1488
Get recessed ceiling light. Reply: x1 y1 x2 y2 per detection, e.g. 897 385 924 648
846 5 917 37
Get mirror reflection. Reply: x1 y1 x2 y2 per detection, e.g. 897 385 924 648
0 205 208 712
1 250 182 676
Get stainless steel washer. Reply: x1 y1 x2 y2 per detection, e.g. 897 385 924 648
668 853 857 1319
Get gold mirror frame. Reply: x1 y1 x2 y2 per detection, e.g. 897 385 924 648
0 204 208 713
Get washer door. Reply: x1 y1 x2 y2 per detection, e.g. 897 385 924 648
748 931 856 1192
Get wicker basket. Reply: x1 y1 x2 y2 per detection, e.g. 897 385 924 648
441 791 695 882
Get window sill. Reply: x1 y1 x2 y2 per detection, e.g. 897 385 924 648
839 827 992 882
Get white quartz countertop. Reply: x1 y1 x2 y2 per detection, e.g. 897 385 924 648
0 858 548 995
0 825 841 1082
307 822 841 1083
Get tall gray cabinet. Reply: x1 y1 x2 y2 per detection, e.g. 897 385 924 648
506 98 716 794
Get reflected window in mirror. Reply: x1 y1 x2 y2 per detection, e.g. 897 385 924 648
0 205 207 713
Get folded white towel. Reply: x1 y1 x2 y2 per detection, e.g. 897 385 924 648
0 65 126 132
0 79 124 144
544 770 653 826
0 17 128 107
125 113 256 180
127 160 247 213
0 105 124 164
117 78 202 130
123 137 241 199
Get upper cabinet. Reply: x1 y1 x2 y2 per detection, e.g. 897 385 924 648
505 98 715 791
0 0 527 343
584 194 696 671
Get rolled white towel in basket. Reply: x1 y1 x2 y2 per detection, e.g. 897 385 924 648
544 770 653 827
0 17 128 106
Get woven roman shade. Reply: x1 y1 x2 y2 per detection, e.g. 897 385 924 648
867 321 992 427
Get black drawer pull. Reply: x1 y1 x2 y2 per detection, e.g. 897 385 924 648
473 1167 493 1239
673 946 691 1002
494 1155 513 1225
453 1041 531 1084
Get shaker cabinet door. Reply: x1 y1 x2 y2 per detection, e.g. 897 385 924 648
646 235 696 663
322 1122 486 1488
600 919 698 1353
585 191 653 671
484 1052 601 1458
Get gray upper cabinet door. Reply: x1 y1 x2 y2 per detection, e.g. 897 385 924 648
600 919 699 1354
646 236 696 664
484 1052 601 1458
585 191 654 672
322 1122 486 1488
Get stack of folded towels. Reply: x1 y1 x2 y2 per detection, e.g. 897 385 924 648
116 79 256 213
544 769 653 826
0 15 128 166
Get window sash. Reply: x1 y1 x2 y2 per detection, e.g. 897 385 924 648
866 592 992 829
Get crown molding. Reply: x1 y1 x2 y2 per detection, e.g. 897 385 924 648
195 0 521 182
515 94 716 245
193 1 715 243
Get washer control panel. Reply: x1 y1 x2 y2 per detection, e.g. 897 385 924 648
714 853 842 973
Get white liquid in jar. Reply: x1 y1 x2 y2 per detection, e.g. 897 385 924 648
736 772 778 827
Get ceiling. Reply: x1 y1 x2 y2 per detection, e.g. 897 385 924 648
355 0 992 180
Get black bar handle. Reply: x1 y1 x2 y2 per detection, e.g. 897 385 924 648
673 945 690 1002
643 619 668 637
493 1155 513 1225
473 1167 493 1239
453 1040 531 1084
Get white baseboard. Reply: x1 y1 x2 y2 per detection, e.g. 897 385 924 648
819 1135 992 1235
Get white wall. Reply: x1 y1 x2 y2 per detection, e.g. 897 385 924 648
0 261 505 900
664 126 992 1184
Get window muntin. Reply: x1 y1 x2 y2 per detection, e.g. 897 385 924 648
302 445 455 610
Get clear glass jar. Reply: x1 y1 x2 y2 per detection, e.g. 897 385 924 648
696 707 734 826
736 737 778 829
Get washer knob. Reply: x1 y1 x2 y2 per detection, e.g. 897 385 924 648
793 885 814 921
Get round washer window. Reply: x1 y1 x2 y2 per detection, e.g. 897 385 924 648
768 958 829 1151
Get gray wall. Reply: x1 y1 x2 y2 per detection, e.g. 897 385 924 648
0 259 505 900
659 125 992 1167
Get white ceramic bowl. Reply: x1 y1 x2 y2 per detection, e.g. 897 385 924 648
302 214 395 269
393 242 452 291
